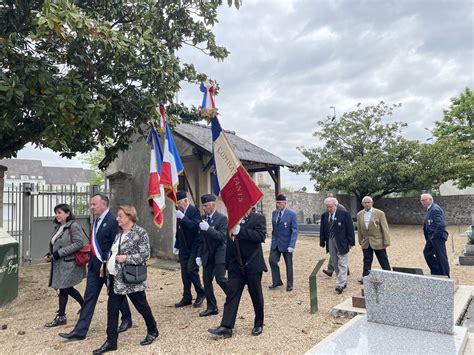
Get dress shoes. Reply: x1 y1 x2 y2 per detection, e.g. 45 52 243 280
199 308 218 317
174 299 192 308
322 269 333 277
92 340 117 354
118 319 132 333
208 326 232 338
335 287 344 294
268 282 283 289
140 330 159 346
193 296 205 308
251 326 263 336
286 286 293 292
58 331 86 341
358 278 364 285
45 314 67 327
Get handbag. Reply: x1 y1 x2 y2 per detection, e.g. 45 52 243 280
118 233 147 284
68 226 91 266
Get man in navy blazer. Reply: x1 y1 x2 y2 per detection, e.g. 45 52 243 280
269 194 298 291
320 197 355 294
173 191 205 308
59 194 132 340
420 193 450 277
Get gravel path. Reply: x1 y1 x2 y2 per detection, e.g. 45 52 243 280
0 225 472 354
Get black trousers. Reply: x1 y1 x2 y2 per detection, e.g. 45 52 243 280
221 271 264 329
73 270 131 337
423 237 450 277
362 246 391 277
58 287 84 316
202 263 227 310
179 254 205 302
269 249 293 288
107 286 157 343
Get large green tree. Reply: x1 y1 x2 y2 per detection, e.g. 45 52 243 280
291 102 453 204
433 87 474 189
0 0 240 165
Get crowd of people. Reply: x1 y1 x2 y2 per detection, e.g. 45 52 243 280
43 190 450 352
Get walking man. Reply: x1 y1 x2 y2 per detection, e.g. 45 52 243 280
269 194 298 291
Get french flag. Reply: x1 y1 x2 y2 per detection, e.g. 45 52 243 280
147 127 166 228
160 121 184 205
158 104 166 133
200 81 216 109
210 117 263 232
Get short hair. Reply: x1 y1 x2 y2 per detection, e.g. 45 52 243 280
92 193 109 207
362 196 373 203
118 205 138 223
324 197 338 206
420 193 433 202
53 203 75 224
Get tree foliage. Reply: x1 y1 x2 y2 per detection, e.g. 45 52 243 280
80 144 106 185
291 102 453 203
433 87 474 189
0 0 240 165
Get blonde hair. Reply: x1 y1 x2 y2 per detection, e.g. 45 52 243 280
118 205 138 223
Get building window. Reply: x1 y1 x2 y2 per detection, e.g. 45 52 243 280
10 175 15 179
31 176 36 179
38 175 43 179
20 175 28 180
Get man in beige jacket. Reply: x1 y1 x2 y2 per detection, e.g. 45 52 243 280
357 196 391 283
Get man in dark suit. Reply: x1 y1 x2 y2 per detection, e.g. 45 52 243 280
173 191 206 308
269 194 298 291
320 197 355 294
420 193 450 277
208 211 267 338
59 194 132 340
322 192 349 278
197 194 228 317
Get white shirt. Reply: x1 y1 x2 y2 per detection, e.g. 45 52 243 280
94 209 109 231
106 231 129 275
51 225 65 245
364 208 373 229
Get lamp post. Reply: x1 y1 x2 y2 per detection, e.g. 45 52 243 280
329 106 336 121
424 127 434 144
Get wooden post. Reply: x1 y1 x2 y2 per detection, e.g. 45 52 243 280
309 259 326 314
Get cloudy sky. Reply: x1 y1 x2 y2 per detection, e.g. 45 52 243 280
19 0 473 191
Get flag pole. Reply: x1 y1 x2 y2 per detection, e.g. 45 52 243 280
182 170 197 206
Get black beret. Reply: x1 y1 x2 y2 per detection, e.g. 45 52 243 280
201 194 216 203
176 190 187 201
276 194 287 202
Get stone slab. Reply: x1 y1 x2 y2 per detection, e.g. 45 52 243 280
331 297 366 318
364 270 454 334
352 292 365 309
392 266 424 275
306 315 468 355
459 256 474 265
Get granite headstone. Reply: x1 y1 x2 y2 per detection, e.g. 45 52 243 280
364 270 454 334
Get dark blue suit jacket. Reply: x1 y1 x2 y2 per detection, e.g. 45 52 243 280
271 208 298 252
89 211 119 272
197 211 228 266
320 209 355 255
174 204 201 257
423 203 448 241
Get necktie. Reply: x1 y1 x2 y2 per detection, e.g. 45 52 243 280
329 214 335 238
206 215 211 223
276 211 282 225
94 217 101 234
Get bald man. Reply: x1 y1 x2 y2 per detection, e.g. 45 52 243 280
420 193 450 277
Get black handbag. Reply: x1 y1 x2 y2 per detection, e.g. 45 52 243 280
118 233 147 284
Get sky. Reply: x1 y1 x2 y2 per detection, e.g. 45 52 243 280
18 0 474 191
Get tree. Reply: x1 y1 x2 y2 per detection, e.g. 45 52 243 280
0 0 241 165
291 102 452 204
433 87 474 189
81 145 106 185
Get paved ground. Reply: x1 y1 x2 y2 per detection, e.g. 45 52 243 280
0 225 472 354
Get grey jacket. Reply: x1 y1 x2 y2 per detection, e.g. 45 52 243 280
111 224 150 295
48 220 89 289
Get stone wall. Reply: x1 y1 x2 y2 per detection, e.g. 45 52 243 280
374 195 474 225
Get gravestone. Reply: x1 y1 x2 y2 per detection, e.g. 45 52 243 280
308 259 325 314
0 228 19 307
364 270 454 334
392 266 424 275
297 210 305 224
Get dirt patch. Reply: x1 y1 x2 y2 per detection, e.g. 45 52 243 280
0 225 472 354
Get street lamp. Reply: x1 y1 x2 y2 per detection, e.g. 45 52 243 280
424 127 434 144
329 106 336 121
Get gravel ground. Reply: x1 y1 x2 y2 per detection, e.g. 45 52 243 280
0 225 472 354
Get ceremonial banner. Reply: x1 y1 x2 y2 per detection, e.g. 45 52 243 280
147 127 166 228
161 121 184 204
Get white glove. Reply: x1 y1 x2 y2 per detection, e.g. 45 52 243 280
173 248 179 255
287 247 295 253
176 210 185 219
233 224 241 235
196 257 202 267
199 221 210 231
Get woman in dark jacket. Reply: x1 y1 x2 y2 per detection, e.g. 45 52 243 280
92 205 158 354
43 203 89 327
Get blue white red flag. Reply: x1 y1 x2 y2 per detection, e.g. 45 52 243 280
160 122 184 205
158 104 166 133
200 81 216 109
147 127 166 228
208 114 264 232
